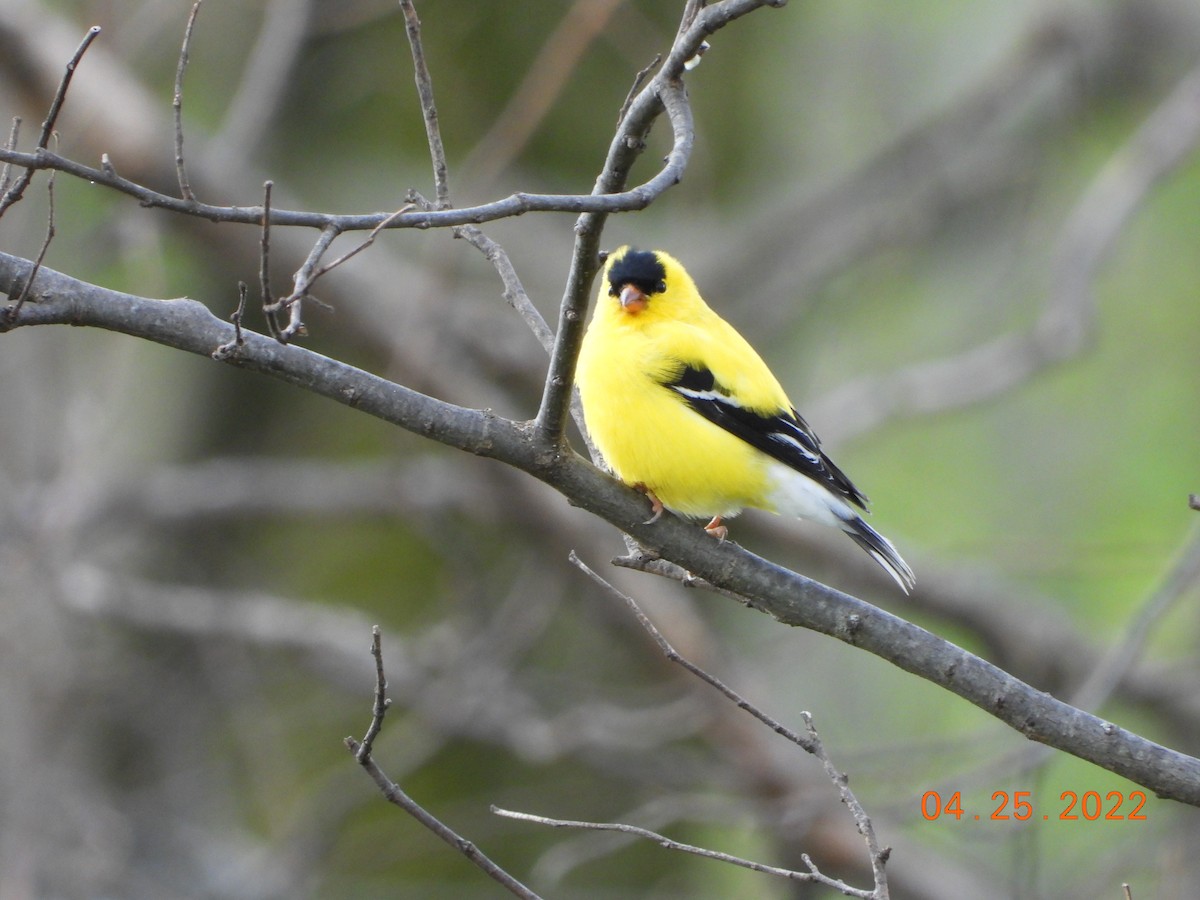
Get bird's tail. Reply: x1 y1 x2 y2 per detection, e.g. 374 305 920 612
844 516 915 594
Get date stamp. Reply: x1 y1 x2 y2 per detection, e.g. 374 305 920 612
921 789 1148 822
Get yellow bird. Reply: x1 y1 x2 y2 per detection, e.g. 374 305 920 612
575 246 914 593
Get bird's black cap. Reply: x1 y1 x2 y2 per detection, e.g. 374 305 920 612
607 248 667 297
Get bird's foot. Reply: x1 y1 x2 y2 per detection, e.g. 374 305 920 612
635 484 665 525
703 516 728 542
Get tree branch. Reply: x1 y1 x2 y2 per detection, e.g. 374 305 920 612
569 551 890 897
399 0 450 209
0 136 687 232
533 0 784 444
172 1 201 202
0 24 99 218
346 628 542 900
492 806 877 898
3 250 1200 806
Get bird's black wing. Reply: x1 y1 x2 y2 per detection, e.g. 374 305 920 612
662 363 869 510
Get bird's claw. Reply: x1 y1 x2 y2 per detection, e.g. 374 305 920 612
637 484 665 526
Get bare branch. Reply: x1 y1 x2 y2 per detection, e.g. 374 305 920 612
31 27 100 152
257 180 281 339
0 24 99 218
491 806 877 898
571 553 812 747
311 209 398 281
570 552 890 897
290 223 340 301
399 0 450 208
535 76 694 441
212 282 252 360
978 516 1200 790
3 0 1199 823
0 144 703 229
395 1 555 357
616 54 661 125
3 166 55 323
532 0 782 444
4 252 1200 804
352 626 391 763
0 1 769 237
0 117 20 195
173 1 202 202
254 181 307 344
674 0 706 41
455 225 554 353
392 0 570 425
267 203 415 324
345 629 542 900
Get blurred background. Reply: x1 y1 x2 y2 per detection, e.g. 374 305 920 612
2 0 1200 897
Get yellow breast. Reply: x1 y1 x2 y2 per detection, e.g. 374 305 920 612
576 313 771 518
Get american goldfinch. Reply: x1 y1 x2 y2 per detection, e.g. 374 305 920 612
575 246 915 593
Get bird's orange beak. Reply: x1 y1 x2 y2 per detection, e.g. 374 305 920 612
618 283 648 313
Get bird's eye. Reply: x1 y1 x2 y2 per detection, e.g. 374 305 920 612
656 280 666 293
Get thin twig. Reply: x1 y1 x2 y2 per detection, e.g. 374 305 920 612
534 74 696 443
33 28 100 151
531 0 765 446
491 806 877 897
672 1 711 74
257 181 282 340
456 225 553 352
393 8 569 421
4 168 56 323
212 282 249 360
310 205 414 283
260 181 274 306
354 626 390 762
674 0 706 41
0 118 21 196
616 55 661 125
399 0 450 208
173 1 203 202
291 225 341 297
0 4 770 231
279 296 304 341
571 553 814 748
0 145 710 230
0 25 100 217
446 220 598 458
568 551 890 897
344 629 543 900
